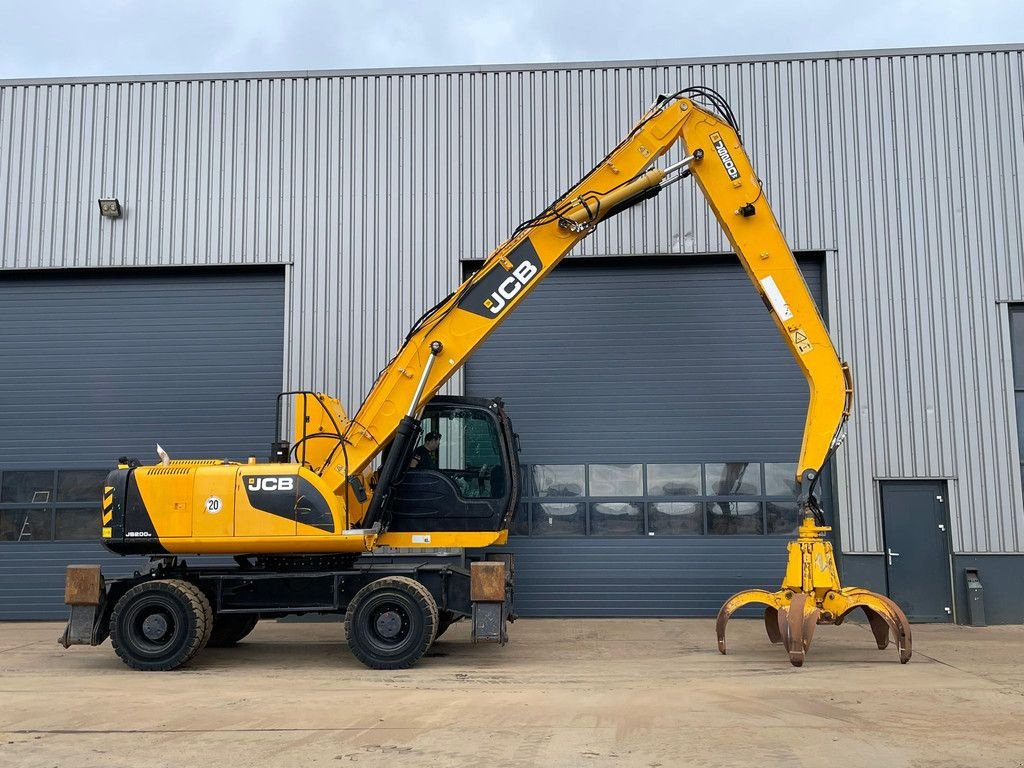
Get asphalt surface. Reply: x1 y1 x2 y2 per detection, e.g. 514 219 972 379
3 618 1024 767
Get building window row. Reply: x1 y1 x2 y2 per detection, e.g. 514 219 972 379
0 470 108 542
510 462 802 536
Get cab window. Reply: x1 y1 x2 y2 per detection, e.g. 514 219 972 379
419 406 505 499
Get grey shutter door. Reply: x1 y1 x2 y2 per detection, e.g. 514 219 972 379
0 269 285 619
465 255 825 616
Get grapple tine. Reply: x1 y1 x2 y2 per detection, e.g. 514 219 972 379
841 589 913 663
802 607 821 653
862 605 891 649
764 607 782 644
715 588 781 655
777 604 789 646
877 595 912 663
785 593 808 667
715 611 729 654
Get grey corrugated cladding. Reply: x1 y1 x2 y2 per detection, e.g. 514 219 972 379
1 45 1023 554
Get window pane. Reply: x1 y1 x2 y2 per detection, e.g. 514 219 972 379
57 470 109 502
648 502 703 535
1 471 54 503
0 509 53 541
590 502 643 535
509 502 529 536
533 503 586 535
55 508 101 540
415 407 508 499
533 466 585 498
588 464 642 496
646 464 701 496
764 463 799 497
707 501 763 534
766 501 801 535
462 414 502 468
706 463 761 495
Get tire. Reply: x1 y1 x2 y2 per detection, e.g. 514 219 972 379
206 614 259 648
344 576 438 670
109 579 213 671
433 610 461 642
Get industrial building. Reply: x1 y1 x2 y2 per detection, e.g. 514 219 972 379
1 43 1022 623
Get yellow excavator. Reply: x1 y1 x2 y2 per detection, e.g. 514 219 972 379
60 86 910 671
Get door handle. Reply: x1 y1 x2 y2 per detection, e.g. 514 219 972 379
887 548 901 566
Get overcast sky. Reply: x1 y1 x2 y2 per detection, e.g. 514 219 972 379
1 0 1021 80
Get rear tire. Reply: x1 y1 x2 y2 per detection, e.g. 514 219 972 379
345 576 438 669
109 579 212 671
207 614 259 648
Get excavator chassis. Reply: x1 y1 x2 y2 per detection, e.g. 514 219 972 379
715 518 912 666
60 553 514 671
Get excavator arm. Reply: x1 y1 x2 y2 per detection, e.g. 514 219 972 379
309 89 851 522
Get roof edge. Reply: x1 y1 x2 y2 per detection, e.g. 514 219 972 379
1 42 1022 87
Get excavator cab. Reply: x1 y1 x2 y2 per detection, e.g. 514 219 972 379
387 396 520 533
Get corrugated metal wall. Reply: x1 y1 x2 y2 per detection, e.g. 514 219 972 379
2 45 1023 554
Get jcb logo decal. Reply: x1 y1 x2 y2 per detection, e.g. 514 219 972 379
246 476 295 492
483 260 538 314
457 239 544 319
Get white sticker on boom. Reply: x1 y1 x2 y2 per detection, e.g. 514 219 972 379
759 275 794 321
411 534 432 544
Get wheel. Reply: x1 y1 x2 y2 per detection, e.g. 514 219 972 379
109 579 213 671
206 614 259 648
433 610 462 641
344 576 438 669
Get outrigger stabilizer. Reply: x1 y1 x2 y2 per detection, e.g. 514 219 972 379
715 513 912 667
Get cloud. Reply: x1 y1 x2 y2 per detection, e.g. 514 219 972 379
0 0 1021 80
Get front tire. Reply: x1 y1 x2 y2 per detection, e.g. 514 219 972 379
109 579 212 671
345 576 438 669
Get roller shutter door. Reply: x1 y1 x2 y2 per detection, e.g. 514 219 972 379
0 268 285 619
466 255 826 616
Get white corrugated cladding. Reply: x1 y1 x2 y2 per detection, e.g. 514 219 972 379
1 45 1023 553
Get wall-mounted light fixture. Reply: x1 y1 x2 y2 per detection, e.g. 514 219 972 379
97 198 123 219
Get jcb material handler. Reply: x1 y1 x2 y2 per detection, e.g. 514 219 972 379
60 87 910 671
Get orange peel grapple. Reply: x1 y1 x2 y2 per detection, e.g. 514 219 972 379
716 515 912 667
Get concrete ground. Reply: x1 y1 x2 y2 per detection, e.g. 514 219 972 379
2 619 1023 768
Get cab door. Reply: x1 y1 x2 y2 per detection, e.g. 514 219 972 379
388 398 518 532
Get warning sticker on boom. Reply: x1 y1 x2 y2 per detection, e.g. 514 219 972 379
791 328 813 355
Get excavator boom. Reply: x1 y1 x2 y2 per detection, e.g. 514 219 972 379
307 91 851 522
